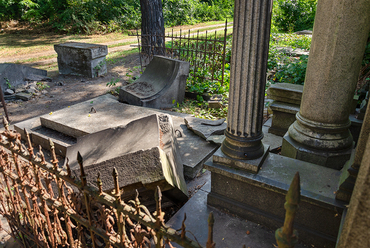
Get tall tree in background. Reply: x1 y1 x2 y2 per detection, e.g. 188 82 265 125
140 0 165 56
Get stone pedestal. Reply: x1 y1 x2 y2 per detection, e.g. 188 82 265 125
54 42 108 78
281 0 370 169
215 0 272 173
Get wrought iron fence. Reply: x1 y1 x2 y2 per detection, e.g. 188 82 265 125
0 116 300 248
131 21 230 87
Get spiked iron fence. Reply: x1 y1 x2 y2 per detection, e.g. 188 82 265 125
131 21 229 87
0 117 300 248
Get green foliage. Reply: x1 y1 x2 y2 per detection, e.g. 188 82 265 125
0 0 233 34
36 81 49 90
272 0 317 32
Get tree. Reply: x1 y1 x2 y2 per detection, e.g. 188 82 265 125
139 0 165 56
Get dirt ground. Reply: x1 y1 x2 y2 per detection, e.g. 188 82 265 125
2 53 141 126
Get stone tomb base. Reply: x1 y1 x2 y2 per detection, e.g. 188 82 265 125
54 42 108 78
65 114 188 203
205 152 346 248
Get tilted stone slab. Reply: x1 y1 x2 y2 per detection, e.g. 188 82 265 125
119 56 189 109
266 83 303 105
21 94 218 178
184 117 227 140
54 42 108 78
0 63 47 93
65 114 188 202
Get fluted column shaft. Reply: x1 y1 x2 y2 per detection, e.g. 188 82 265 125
221 0 273 160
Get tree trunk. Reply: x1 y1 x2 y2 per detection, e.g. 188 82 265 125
140 0 165 56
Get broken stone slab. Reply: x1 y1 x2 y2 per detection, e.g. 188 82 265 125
276 47 309 57
184 117 227 140
65 114 188 203
266 83 304 105
18 94 219 179
54 42 108 78
119 55 190 109
0 63 47 93
15 92 32 101
24 74 52 82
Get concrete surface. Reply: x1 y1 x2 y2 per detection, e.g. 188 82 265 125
119 55 189 109
54 42 108 78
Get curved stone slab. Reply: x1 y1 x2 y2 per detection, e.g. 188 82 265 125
119 56 189 109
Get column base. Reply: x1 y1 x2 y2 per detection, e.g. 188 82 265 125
213 144 269 174
281 133 353 170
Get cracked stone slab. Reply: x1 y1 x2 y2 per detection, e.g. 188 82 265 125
184 117 227 140
65 114 188 203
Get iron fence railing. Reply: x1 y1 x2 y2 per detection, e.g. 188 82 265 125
0 116 300 248
130 21 230 87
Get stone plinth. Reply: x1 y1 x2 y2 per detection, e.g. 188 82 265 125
268 101 300 136
65 114 188 203
282 0 370 169
54 42 108 78
205 153 345 248
119 56 189 109
266 83 303 105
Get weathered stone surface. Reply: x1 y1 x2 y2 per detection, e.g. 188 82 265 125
268 101 300 136
24 74 52 82
54 42 108 78
276 47 309 57
15 92 32 101
19 94 218 178
65 114 188 202
266 83 303 105
205 153 345 248
119 56 189 109
184 117 226 140
294 30 313 35
282 0 370 169
0 63 47 92
337 136 370 248
207 135 225 145
4 89 14 95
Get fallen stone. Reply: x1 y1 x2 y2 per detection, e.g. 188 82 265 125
276 47 309 57
0 63 47 93
208 100 222 109
54 42 108 78
24 74 52 82
55 81 65 86
65 114 188 203
15 92 32 101
294 30 313 35
206 135 225 145
4 89 14 95
119 56 189 109
184 117 227 140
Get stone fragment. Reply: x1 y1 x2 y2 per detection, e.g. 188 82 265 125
4 89 14 95
15 93 32 101
54 42 108 78
119 56 189 109
24 74 52 82
206 135 225 145
65 114 188 203
0 63 47 93
208 100 222 109
185 117 227 140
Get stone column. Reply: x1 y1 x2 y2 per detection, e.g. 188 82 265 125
281 0 370 169
213 0 272 173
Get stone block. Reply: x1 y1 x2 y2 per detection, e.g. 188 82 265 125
266 83 303 105
205 153 345 248
281 133 353 170
54 42 108 78
119 56 189 109
268 101 300 136
65 114 188 203
0 63 47 93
